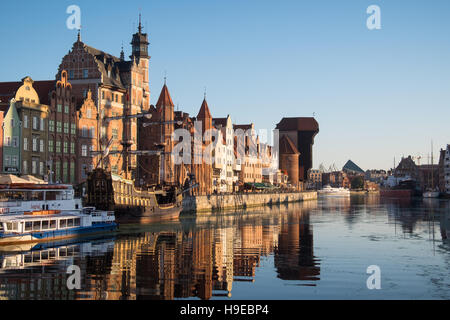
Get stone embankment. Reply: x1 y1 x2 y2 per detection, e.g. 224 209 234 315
182 191 317 214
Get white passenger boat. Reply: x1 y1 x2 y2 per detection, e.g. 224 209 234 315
318 185 350 196
0 183 117 246
423 189 440 198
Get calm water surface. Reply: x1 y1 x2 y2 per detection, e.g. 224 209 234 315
0 195 449 300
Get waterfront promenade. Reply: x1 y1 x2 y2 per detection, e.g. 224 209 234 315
182 191 318 214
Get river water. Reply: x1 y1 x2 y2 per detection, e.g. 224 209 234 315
0 195 449 300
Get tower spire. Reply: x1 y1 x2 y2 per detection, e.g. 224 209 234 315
138 13 142 33
120 42 125 61
77 28 81 42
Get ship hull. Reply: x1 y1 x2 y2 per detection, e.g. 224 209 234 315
0 223 117 247
113 203 183 224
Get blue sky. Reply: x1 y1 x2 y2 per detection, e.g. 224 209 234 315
1 0 449 170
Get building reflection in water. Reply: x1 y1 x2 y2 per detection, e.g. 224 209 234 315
0 202 321 300
0 197 448 300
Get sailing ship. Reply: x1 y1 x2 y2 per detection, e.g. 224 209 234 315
423 141 440 198
85 109 197 224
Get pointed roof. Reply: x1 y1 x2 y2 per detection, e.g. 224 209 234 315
279 135 299 155
156 84 174 107
197 98 212 119
342 160 365 174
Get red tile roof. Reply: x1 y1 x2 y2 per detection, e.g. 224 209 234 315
197 98 212 119
156 84 174 107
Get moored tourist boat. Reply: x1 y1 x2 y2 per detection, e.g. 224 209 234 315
0 208 117 246
0 182 117 246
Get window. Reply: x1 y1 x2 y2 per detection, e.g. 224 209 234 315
89 127 95 138
69 70 74 79
32 136 38 152
59 219 66 228
87 109 92 118
25 222 32 231
74 218 80 226
33 221 40 231
102 91 105 99
57 104 62 113
112 129 118 139
32 117 38 130
71 123 76 135
55 161 61 181
49 120 55 131
70 161 75 182
24 115 28 128
82 145 87 157
82 126 88 137
10 119 14 128
63 161 68 182
64 105 69 114
49 220 56 229
83 69 88 78
5 136 10 147
64 141 68 153
40 140 44 153
48 140 54 152
42 220 49 230
23 160 28 174
56 141 61 153
12 137 18 148
67 219 74 227
11 156 17 166
40 118 44 131
4 156 10 166
32 158 37 174
71 142 75 154
56 121 62 133
64 122 69 134
40 162 44 175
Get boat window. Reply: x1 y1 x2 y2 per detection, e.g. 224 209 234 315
41 251 49 260
74 218 81 226
32 221 41 231
59 248 67 257
25 222 32 231
24 254 32 263
67 219 74 227
42 220 49 230
50 220 56 229
59 219 66 228
32 252 40 262
49 250 56 259
6 222 18 231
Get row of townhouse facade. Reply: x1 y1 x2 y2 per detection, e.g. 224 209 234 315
0 72 101 184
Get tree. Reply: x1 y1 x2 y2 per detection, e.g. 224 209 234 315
351 176 365 190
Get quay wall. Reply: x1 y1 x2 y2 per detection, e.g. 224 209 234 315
182 191 317 214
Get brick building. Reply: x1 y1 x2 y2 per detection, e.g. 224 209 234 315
276 117 319 181
279 135 300 189
77 89 99 183
47 71 78 183
57 20 150 180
